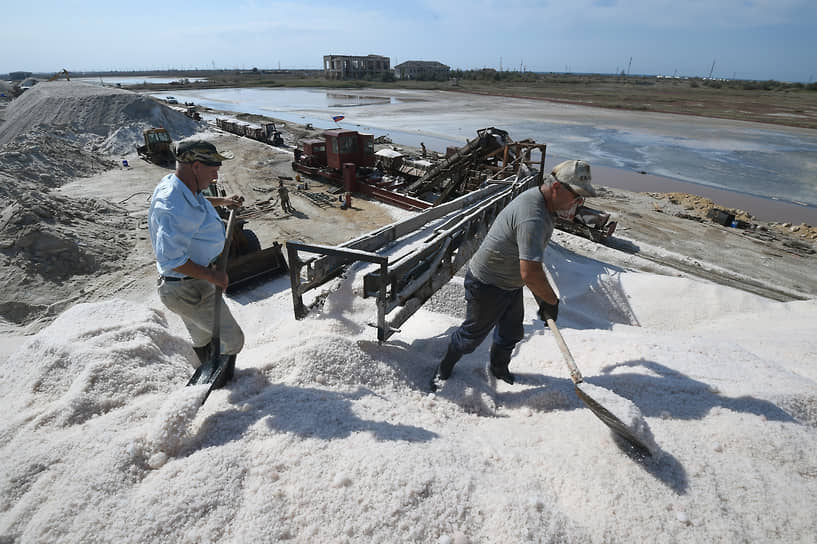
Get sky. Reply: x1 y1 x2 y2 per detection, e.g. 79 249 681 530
1 193 816 542
2 0 817 82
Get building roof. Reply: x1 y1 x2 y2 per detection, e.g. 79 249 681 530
394 61 450 70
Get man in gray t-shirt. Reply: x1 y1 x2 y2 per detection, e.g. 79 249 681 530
431 160 597 390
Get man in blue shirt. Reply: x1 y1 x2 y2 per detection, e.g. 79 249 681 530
149 139 245 387
431 160 597 391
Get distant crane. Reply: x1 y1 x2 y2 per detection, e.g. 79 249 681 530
627 57 632 76
48 69 70 82
708 60 716 79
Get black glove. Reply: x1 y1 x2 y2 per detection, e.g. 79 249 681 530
537 298 560 322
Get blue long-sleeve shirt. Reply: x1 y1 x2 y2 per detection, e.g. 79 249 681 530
148 174 225 278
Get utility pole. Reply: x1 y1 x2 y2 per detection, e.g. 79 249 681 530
708 59 716 79
500 57 503 71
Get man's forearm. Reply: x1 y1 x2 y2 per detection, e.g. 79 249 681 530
206 195 243 208
173 260 216 282
519 260 558 304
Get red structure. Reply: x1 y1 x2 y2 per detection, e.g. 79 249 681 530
292 129 429 211
324 130 375 169
299 139 326 167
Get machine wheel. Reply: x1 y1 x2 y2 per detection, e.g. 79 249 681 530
239 228 262 255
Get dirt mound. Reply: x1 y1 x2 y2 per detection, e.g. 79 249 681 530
0 172 135 325
0 81 200 154
0 81 201 188
653 191 817 240
0 130 117 185
0 81 203 327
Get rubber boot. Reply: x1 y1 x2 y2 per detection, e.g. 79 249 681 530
224 354 236 382
430 343 462 391
489 344 515 385
193 343 212 366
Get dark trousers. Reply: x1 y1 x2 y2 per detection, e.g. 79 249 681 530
449 270 525 364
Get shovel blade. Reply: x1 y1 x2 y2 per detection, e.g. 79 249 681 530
187 354 231 386
574 383 657 456
187 354 235 405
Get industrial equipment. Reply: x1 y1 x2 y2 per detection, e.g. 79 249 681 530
47 69 70 82
203 183 289 292
216 118 285 147
136 128 175 166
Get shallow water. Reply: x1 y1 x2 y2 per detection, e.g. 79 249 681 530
151 87 817 223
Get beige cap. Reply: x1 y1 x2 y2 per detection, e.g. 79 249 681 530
551 160 596 197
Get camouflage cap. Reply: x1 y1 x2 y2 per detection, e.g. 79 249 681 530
175 139 234 166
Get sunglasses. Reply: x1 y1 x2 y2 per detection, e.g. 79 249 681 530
557 179 584 206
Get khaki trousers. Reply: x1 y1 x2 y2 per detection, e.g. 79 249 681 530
158 278 245 355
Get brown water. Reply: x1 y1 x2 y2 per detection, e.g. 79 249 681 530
589 164 817 225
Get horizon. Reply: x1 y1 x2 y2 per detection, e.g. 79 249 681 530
4 68 811 85
2 1 816 84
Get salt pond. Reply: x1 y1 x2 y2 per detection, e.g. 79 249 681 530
149 87 817 221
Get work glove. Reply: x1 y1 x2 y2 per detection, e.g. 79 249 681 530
536 298 559 323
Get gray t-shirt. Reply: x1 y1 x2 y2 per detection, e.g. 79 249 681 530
468 186 554 290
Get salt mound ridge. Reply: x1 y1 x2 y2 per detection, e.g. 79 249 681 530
0 80 200 155
0 300 194 424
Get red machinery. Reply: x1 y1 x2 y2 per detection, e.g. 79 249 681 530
324 129 374 169
293 129 430 211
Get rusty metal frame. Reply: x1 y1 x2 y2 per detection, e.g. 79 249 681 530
286 173 540 342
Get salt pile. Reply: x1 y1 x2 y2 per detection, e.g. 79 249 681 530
2 232 817 542
0 80 200 154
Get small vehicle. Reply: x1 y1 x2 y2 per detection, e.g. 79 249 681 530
555 205 618 243
165 96 178 104
136 128 175 166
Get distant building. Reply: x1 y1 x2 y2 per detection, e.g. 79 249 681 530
9 71 32 81
323 55 391 80
394 61 450 80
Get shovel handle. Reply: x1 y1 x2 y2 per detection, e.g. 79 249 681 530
211 209 238 340
217 209 238 273
546 318 583 385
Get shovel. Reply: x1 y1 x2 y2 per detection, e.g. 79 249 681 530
187 208 237 401
546 317 656 455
